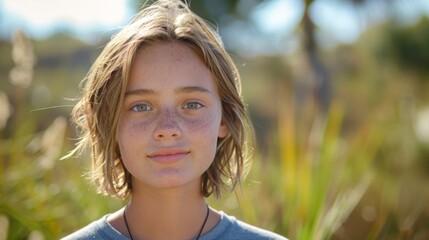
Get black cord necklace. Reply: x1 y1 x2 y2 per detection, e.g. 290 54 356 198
123 204 210 240
195 205 210 240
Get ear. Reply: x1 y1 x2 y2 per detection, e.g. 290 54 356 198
218 120 228 138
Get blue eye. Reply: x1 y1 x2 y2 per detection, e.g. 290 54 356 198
131 103 152 112
183 102 204 110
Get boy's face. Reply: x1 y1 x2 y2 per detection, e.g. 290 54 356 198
116 41 228 193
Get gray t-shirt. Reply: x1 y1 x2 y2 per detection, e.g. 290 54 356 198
62 211 287 240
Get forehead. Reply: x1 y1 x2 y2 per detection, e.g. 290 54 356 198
127 41 216 92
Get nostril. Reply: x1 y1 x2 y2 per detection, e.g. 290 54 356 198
153 114 181 140
154 131 180 140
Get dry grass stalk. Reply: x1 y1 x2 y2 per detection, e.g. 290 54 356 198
0 92 12 129
9 30 35 88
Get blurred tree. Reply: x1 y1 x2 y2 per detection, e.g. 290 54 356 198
301 0 395 112
295 0 395 112
302 0 331 112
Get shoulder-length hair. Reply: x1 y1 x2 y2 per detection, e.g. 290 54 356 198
68 0 254 199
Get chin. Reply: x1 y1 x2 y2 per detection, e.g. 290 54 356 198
149 173 199 189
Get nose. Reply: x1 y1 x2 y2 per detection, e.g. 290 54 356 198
153 110 181 141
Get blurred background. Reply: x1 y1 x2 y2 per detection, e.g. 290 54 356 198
1 0 429 239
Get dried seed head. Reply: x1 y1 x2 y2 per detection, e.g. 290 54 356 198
38 117 68 170
0 92 12 129
9 30 36 88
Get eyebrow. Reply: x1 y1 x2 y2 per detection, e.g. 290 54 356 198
125 86 211 97
125 89 156 97
175 86 210 94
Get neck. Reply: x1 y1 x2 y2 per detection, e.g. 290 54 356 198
125 181 210 240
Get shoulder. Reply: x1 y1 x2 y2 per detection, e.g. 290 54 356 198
61 215 127 240
230 216 288 240
202 212 288 240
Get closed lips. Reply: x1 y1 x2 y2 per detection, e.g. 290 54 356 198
148 149 190 158
147 149 191 164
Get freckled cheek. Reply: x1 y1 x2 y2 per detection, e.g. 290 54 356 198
181 113 220 135
182 116 219 167
116 118 154 148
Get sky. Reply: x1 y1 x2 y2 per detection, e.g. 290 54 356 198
1 0 429 55
1 0 134 42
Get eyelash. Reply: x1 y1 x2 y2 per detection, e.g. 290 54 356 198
131 103 152 112
130 101 204 112
183 102 204 110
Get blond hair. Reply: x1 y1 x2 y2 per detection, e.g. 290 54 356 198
69 0 254 199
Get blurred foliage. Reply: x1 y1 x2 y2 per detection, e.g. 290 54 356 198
382 17 429 75
1 2 429 240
